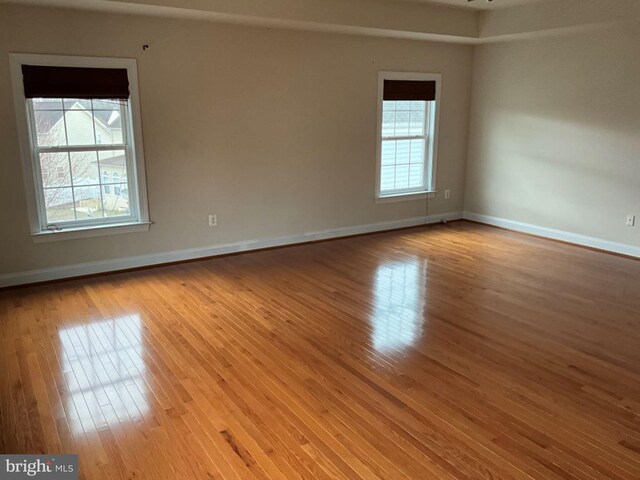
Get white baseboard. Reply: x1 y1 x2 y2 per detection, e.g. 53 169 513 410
0 211 462 288
464 211 640 259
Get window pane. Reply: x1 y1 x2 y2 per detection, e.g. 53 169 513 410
33 98 63 110
394 164 410 190
396 140 410 165
34 109 67 146
64 99 92 110
380 139 427 194
103 184 130 218
381 141 396 166
39 152 70 188
93 103 124 145
394 110 410 136
70 151 100 186
44 187 75 223
98 149 129 217
92 99 124 109
65 110 96 145
384 101 397 111
73 186 103 219
382 110 396 137
409 164 424 188
410 139 425 164
32 99 127 147
380 166 396 191
409 109 426 136
98 149 127 177
382 100 427 139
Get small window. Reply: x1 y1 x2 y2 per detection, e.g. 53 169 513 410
376 72 441 200
10 54 149 239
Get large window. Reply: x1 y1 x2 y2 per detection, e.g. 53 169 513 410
10 54 149 241
376 72 441 200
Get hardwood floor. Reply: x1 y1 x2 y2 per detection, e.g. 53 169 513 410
1 221 640 479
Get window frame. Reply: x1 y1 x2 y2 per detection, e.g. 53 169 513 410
9 53 150 242
375 71 442 202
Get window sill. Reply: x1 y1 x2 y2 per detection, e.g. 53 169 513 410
376 191 436 204
31 221 151 243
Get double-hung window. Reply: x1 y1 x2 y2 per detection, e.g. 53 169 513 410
10 54 149 241
376 72 441 200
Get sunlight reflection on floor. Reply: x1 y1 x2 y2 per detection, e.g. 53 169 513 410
371 259 426 353
58 314 150 436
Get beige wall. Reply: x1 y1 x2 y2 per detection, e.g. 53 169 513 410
479 0 640 40
0 4 473 275
465 23 640 247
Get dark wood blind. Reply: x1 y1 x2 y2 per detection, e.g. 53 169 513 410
383 80 436 101
22 65 130 99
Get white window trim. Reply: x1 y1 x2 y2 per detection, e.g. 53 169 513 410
9 53 150 241
375 71 442 203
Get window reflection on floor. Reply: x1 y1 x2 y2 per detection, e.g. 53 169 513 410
371 260 425 352
59 314 150 435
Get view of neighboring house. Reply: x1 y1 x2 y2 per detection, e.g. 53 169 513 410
34 99 130 221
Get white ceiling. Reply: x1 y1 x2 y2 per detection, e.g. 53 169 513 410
407 0 545 10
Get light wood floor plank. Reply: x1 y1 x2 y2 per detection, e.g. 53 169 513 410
1 222 639 479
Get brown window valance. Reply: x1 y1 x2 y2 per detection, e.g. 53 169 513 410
21 65 130 99
383 80 436 101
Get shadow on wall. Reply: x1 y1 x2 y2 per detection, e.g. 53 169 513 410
467 107 640 237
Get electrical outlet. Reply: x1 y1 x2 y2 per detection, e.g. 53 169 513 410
444 189 451 200
208 214 217 227
626 215 635 227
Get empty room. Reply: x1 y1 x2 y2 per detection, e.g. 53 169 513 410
0 0 639 478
